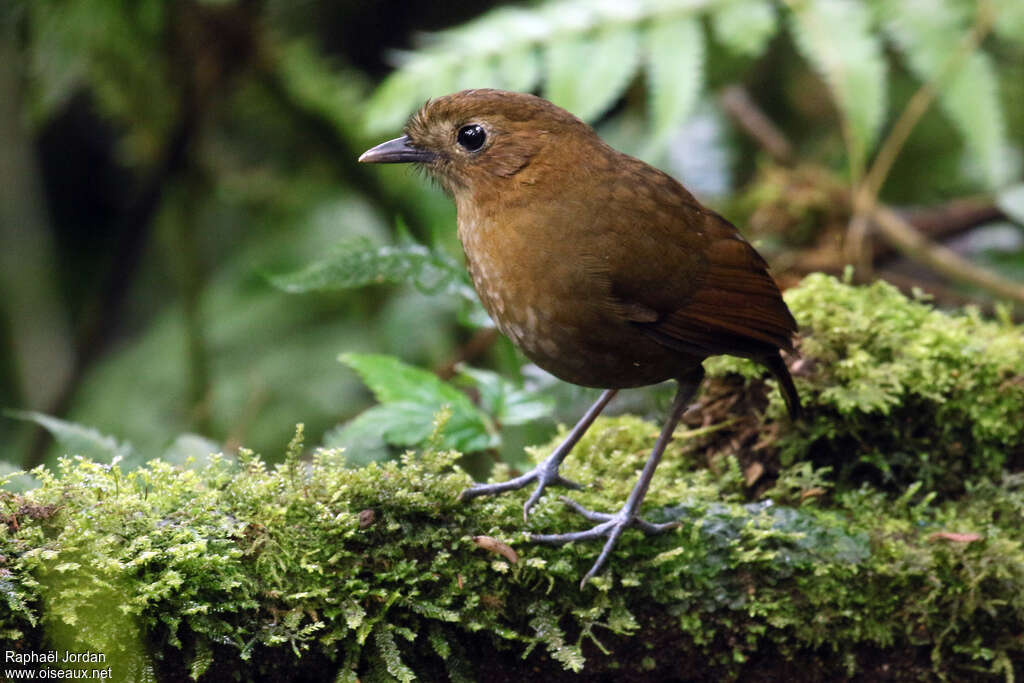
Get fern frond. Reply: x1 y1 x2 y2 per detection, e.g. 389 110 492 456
497 43 542 93
788 0 887 182
711 0 778 56
363 0 721 133
644 16 705 156
545 22 640 121
454 54 501 92
363 59 456 134
880 0 1009 187
992 0 1024 42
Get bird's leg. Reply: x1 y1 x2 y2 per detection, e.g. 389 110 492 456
459 389 618 520
530 373 701 588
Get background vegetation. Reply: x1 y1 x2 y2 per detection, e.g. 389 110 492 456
2 0 1023 474
1 0 1023 678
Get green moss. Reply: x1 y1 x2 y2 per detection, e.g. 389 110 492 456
1 274 1023 681
707 272 1024 494
1 428 1022 680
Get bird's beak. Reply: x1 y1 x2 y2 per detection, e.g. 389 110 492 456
358 135 437 164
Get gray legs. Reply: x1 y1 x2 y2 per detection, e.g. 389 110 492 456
460 374 702 588
459 389 618 520
530 376 700 587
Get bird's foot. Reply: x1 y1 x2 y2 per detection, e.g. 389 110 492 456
530 496 680 588
458 456 582 521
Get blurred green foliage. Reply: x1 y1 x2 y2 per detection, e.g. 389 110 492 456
2 0 1024 487
365 0 1020 185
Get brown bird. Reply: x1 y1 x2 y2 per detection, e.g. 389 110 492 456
360 89 800 587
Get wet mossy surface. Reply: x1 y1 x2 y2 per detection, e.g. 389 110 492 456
2 274 1023 681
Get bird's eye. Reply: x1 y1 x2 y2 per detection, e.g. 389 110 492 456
457 124 486 151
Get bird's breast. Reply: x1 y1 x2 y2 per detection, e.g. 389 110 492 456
458 213 565 354
456 209 682 388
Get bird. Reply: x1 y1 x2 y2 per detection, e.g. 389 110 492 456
359 89 801 587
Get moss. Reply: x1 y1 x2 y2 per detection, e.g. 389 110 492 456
706 272 1024 495
1 274 1023 681
2 429 1022 680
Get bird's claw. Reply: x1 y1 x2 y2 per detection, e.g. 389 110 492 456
530 497 680 588
458 460 582 521
521 474 581 520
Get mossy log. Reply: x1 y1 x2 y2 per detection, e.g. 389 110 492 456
2 274 1023 681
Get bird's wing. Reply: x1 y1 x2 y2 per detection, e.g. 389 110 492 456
601 202 796 360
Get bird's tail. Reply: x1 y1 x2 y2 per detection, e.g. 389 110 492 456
763 351 802 421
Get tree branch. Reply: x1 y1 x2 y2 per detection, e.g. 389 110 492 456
722 83 1019 305
869 205 1024 305
720 86 794 165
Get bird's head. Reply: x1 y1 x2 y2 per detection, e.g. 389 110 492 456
359 89 594 197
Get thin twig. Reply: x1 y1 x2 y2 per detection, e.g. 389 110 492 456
871 204 1024 305
847 0 996 267
723 83 1020 305
720 86 794 165
844 213 874 279
874 199 1005 261
859 1 994 206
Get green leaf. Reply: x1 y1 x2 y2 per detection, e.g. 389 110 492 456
544 23 640 121
363 57 458 135
322 413 390 467
456 366 554 426
711 0 778 56
269 237 477 303
355 403 437 447
996 184 1024 225
274 40 368 136
363 69 426 135
498 44 542 92
993 0 1024 42
325 403 434 467
374 627 416 683
880 0 1009 187
0 461 36 494
359 0 725 134
161 434 221 466
338 354 496 453
272 236 492 328
454 54 502 91
6 411 134 462
789 0 887 180
454 366 506 417
340 353 462 406
645 16 705 151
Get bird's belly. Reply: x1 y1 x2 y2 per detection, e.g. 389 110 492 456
520 327 681 389
470 261 683 389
